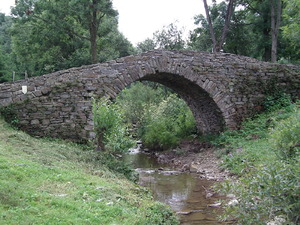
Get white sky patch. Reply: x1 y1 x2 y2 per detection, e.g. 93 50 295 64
113 0 206 45
0 0 212 46
0 0 16 15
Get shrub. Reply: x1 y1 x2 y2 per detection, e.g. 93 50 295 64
263 92 292 112
270 109 300 160
216 102 300 224
0 105 19 127
142 202 179 225
220 161 300 224
92 97 134 153
116 82 166 124
140 94 196 150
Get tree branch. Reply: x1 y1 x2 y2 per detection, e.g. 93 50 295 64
218 0 235 51
203 0 217 52
31 14 90 41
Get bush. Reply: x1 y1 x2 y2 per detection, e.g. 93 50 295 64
116 82 166 124
263 92 292 112
92 97 134 153
216 102 300 224
140 94 196 150
220 161 300 224
270 110 300 160
142 202 179 225
0 104 19 127
116 82 196 151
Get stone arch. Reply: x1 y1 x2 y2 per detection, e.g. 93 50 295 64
126 72 225 134
0 50 299 142
107 53 231 134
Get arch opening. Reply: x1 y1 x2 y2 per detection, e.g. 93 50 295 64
138 72 225 134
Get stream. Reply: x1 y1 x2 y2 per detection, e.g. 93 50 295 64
123 147 228 225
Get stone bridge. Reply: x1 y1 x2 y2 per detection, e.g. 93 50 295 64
0 50 299 142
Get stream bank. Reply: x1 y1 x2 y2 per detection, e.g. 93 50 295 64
148 140 232 181
124 140 234 224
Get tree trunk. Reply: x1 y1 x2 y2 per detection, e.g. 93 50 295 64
203 0 235 53
90 0 99 64
270 0 282 63
217 0 235 51
96 132 105 151
203 0 217 53
90 29 98 64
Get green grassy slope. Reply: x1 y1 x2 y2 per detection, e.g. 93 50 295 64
0 119 178 225
214 101 300 224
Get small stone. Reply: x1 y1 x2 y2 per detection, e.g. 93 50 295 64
226 194 236 198
31 119 40 125
227 199 238 206
189 162 198 173
206 192 214 198
208 202 222 207
176 211 192 215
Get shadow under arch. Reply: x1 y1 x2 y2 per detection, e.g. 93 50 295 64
138 72 225 134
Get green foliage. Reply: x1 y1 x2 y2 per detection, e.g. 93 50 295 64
282 0 300 58
137 23 186 52
6 0 134 78
189 2 228 52
140 94 196 150
0 118 179 224
116 82 166 124
263 92 292 111
0 105 19 127
270 110 300 160
92 97 134 153
0 14 13 82
220 161 300 224
95 153 138 182
0 47 9 82
215 94 294 149
116 82 196 151
189 0 300 62
215 99 300 224
142 202 179 225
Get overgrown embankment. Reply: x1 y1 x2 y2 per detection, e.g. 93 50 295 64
214 95 299 224
0 118 179 224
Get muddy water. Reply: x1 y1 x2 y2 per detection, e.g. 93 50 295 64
123 149 227 225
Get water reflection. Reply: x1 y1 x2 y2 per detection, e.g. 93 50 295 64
123 150 227 225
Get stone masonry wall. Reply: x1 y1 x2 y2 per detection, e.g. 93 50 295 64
0 50 299 142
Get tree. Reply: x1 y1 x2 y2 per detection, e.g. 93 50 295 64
137 23 186 52
0 13 13 82
0 46 9 82
189 1 255 55
203 0 217 52
270 0 282 62
68 0 118 64
10 0 134 77
202 0 235 52
282 0 300 60
12 0 118 64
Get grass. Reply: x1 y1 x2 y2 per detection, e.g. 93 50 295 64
212 101 300 224
0 118 179 225
214 102 297 175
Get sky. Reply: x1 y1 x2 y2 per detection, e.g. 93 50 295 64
0 0 207 46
